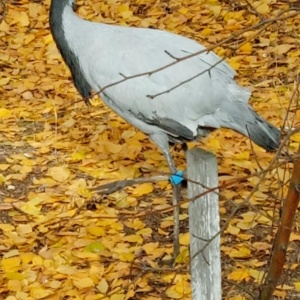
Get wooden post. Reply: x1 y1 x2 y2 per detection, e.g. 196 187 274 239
187 148 221 300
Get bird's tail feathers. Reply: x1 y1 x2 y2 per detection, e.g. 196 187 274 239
244 109 280 152
215 103 280 151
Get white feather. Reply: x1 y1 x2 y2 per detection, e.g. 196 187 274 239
51 1 279 157
62 5 248 137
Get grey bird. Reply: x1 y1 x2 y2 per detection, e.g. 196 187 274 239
49 0 280 256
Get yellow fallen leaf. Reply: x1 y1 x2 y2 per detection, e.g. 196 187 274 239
0 20 9 32
228 296 247 300
3 250 19 260
0 108 11 118
253 1 269 14
178 7 188 14
206 138 220 151
249 269 264 283
239 42 252 53
57 209 76 219
256 215 272 225
174 280 191 295
226 224 240 235
48 280 62 289
105 142 123 154
0 164 10 170
111 222 124 231
63 117 76 128
126 290 135 299
73 278 94 289
32 255 43 266
236 221 257 230
20 165 33 174
121 130 136 139
241 211 256 222
110 294 125 300
49 166 70 182
290 263 298 270
291 133 300 142
142 242 159 254
0 174 5 184
237 233 253 241
165 280 191 299
290 233 300 241
16 224 32 237
85 242 105 253
136 228 152 236
273 290 287 298
97 278 109 294
228 57 240 70
175 248 189 264
71 151 86 161
30 287 53 299
234 152 250 160
158 228 168 235
43 33 54 44
20 252 35 265
7 281 20 293
201 28 212 36
165 286 184 299
119 252 135 262
118 4 129 12
56 265 78 275
31 285 52 300
90 264 104 275
122 235 143 243
20 194 45 215
228 246 251 258
132 183 154 196
160 220 173 228
273 44 294 55
227 268 250 282
210 5 221 17
126 218 144 230
77 187 92 199
295 282 300 291
23 33 35 45
73 251 99 260
17 12 30 27
120 11 133 19
0 78 10 86
6 272 26 280
87 226 106 237
2 257 21 273
179 233 190 245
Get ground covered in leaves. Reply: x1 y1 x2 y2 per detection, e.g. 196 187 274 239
0 0 300 299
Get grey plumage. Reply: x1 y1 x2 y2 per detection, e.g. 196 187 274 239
49 0 280 174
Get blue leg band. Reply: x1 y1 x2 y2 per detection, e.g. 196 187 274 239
170 171 184 185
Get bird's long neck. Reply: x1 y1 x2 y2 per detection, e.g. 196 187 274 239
49 0 92 100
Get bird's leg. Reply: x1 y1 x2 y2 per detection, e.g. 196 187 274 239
171 183 181 260
164 147 182 260
163 150 181 260
150 133 182 260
